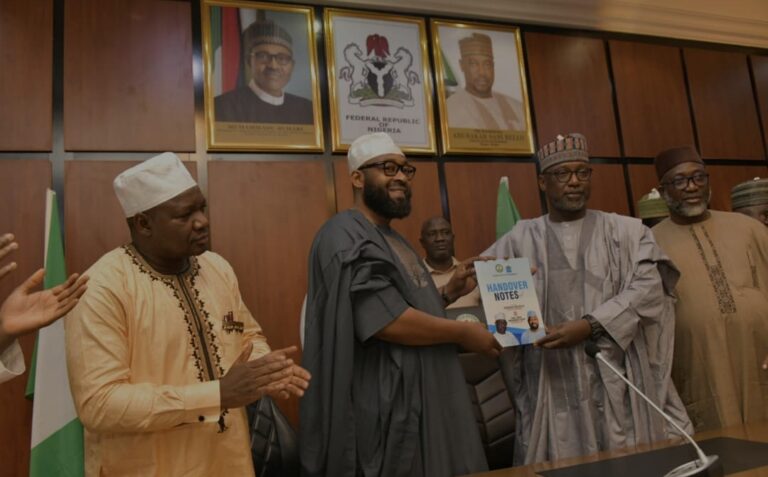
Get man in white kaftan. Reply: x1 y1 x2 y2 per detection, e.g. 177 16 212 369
483 133 691 465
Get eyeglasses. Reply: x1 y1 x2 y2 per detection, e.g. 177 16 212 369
358 161 417 179
250 51 293 66
662 172 709 190
544 168 593 183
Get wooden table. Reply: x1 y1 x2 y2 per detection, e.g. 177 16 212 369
463 421 768 477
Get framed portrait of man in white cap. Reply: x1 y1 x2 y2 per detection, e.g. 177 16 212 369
324 8 437 154
430 19 534 155
202 0 323 151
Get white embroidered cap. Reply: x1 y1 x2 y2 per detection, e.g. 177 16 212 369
113 152 197 217
347 132 404 173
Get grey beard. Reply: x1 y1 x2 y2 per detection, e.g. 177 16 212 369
663 189 710 217
551 194 588 212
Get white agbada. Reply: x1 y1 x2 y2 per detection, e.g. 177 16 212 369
483 210 691 465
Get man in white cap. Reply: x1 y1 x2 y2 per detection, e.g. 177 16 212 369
445 32 525 131
300 132 498 477
65 153 310 476
483 133 691 465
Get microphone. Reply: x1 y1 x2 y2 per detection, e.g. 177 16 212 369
584 342 723 477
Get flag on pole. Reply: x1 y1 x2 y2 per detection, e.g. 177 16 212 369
28 189 84 477
496 176 522 240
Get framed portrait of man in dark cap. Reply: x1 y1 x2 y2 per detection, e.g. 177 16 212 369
431 19 534 155
202 0 323 151
324 8 437 154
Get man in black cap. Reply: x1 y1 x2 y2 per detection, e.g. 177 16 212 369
652 146 768 431
214 20 313 124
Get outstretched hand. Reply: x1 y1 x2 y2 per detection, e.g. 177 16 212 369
443 256 494 303
0 269 89 352
0 233 19 281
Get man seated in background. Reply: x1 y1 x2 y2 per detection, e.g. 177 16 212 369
419 215 481 308
730 177 768 227
652 146 768 431
483 133 691 465
65 153 310 476
0 233 87 385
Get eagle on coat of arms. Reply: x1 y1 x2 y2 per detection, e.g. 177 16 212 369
339 34 420 108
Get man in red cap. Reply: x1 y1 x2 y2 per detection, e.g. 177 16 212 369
652 145 768 431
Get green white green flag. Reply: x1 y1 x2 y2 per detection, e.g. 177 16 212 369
28 189 84 477
496 176 522 240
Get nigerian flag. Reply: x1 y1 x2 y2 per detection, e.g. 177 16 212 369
27 189 84 476
496 176 522 239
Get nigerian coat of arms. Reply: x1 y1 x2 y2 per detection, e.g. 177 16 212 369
339 34 421 108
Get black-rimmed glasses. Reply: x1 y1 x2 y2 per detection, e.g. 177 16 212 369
358 161 417 179
543 168 592 183
662 172 709 190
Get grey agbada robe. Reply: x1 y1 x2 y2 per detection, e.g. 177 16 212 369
300 209 487 477
483 210 692 465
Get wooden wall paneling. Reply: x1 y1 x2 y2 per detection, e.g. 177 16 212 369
609 40 695 157
444 162 542 259
208 160 331 426
64 0 195 151
684 48 765 160
0 0 53 151
707 164 768 211
525 33 620 157
63 160 197 275
332 159 443 249
0 160 52 477
586 164 630 215
628 163 768 214
752 55 768 148
627 164 662 216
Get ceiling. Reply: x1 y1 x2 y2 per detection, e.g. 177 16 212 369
295 0 768 50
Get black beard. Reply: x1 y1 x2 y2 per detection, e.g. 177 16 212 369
363 178 412 219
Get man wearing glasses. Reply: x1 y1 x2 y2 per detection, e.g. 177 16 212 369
214 20 313 125
483 133 690 465
300 132 498 477
652 146 768 432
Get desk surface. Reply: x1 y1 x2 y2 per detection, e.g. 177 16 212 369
464 421 768 477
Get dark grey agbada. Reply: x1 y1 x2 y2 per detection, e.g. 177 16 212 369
299 209 487 477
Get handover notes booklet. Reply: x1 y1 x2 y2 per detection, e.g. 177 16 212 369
474 258 545 347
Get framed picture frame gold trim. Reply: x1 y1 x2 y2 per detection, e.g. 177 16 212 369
201 0 324 152
324 8 437 154
431 19 534 155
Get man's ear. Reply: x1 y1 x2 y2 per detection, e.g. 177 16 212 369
350 170 365 189
132 212 153 237
537 174 547 193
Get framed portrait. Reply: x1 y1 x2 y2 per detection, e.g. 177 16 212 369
431 20 534 155
324 9 437 154
202 0 324 151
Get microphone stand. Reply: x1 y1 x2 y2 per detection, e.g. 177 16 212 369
585 342 722 477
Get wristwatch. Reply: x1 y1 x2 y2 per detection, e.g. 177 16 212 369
584 315 606 340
